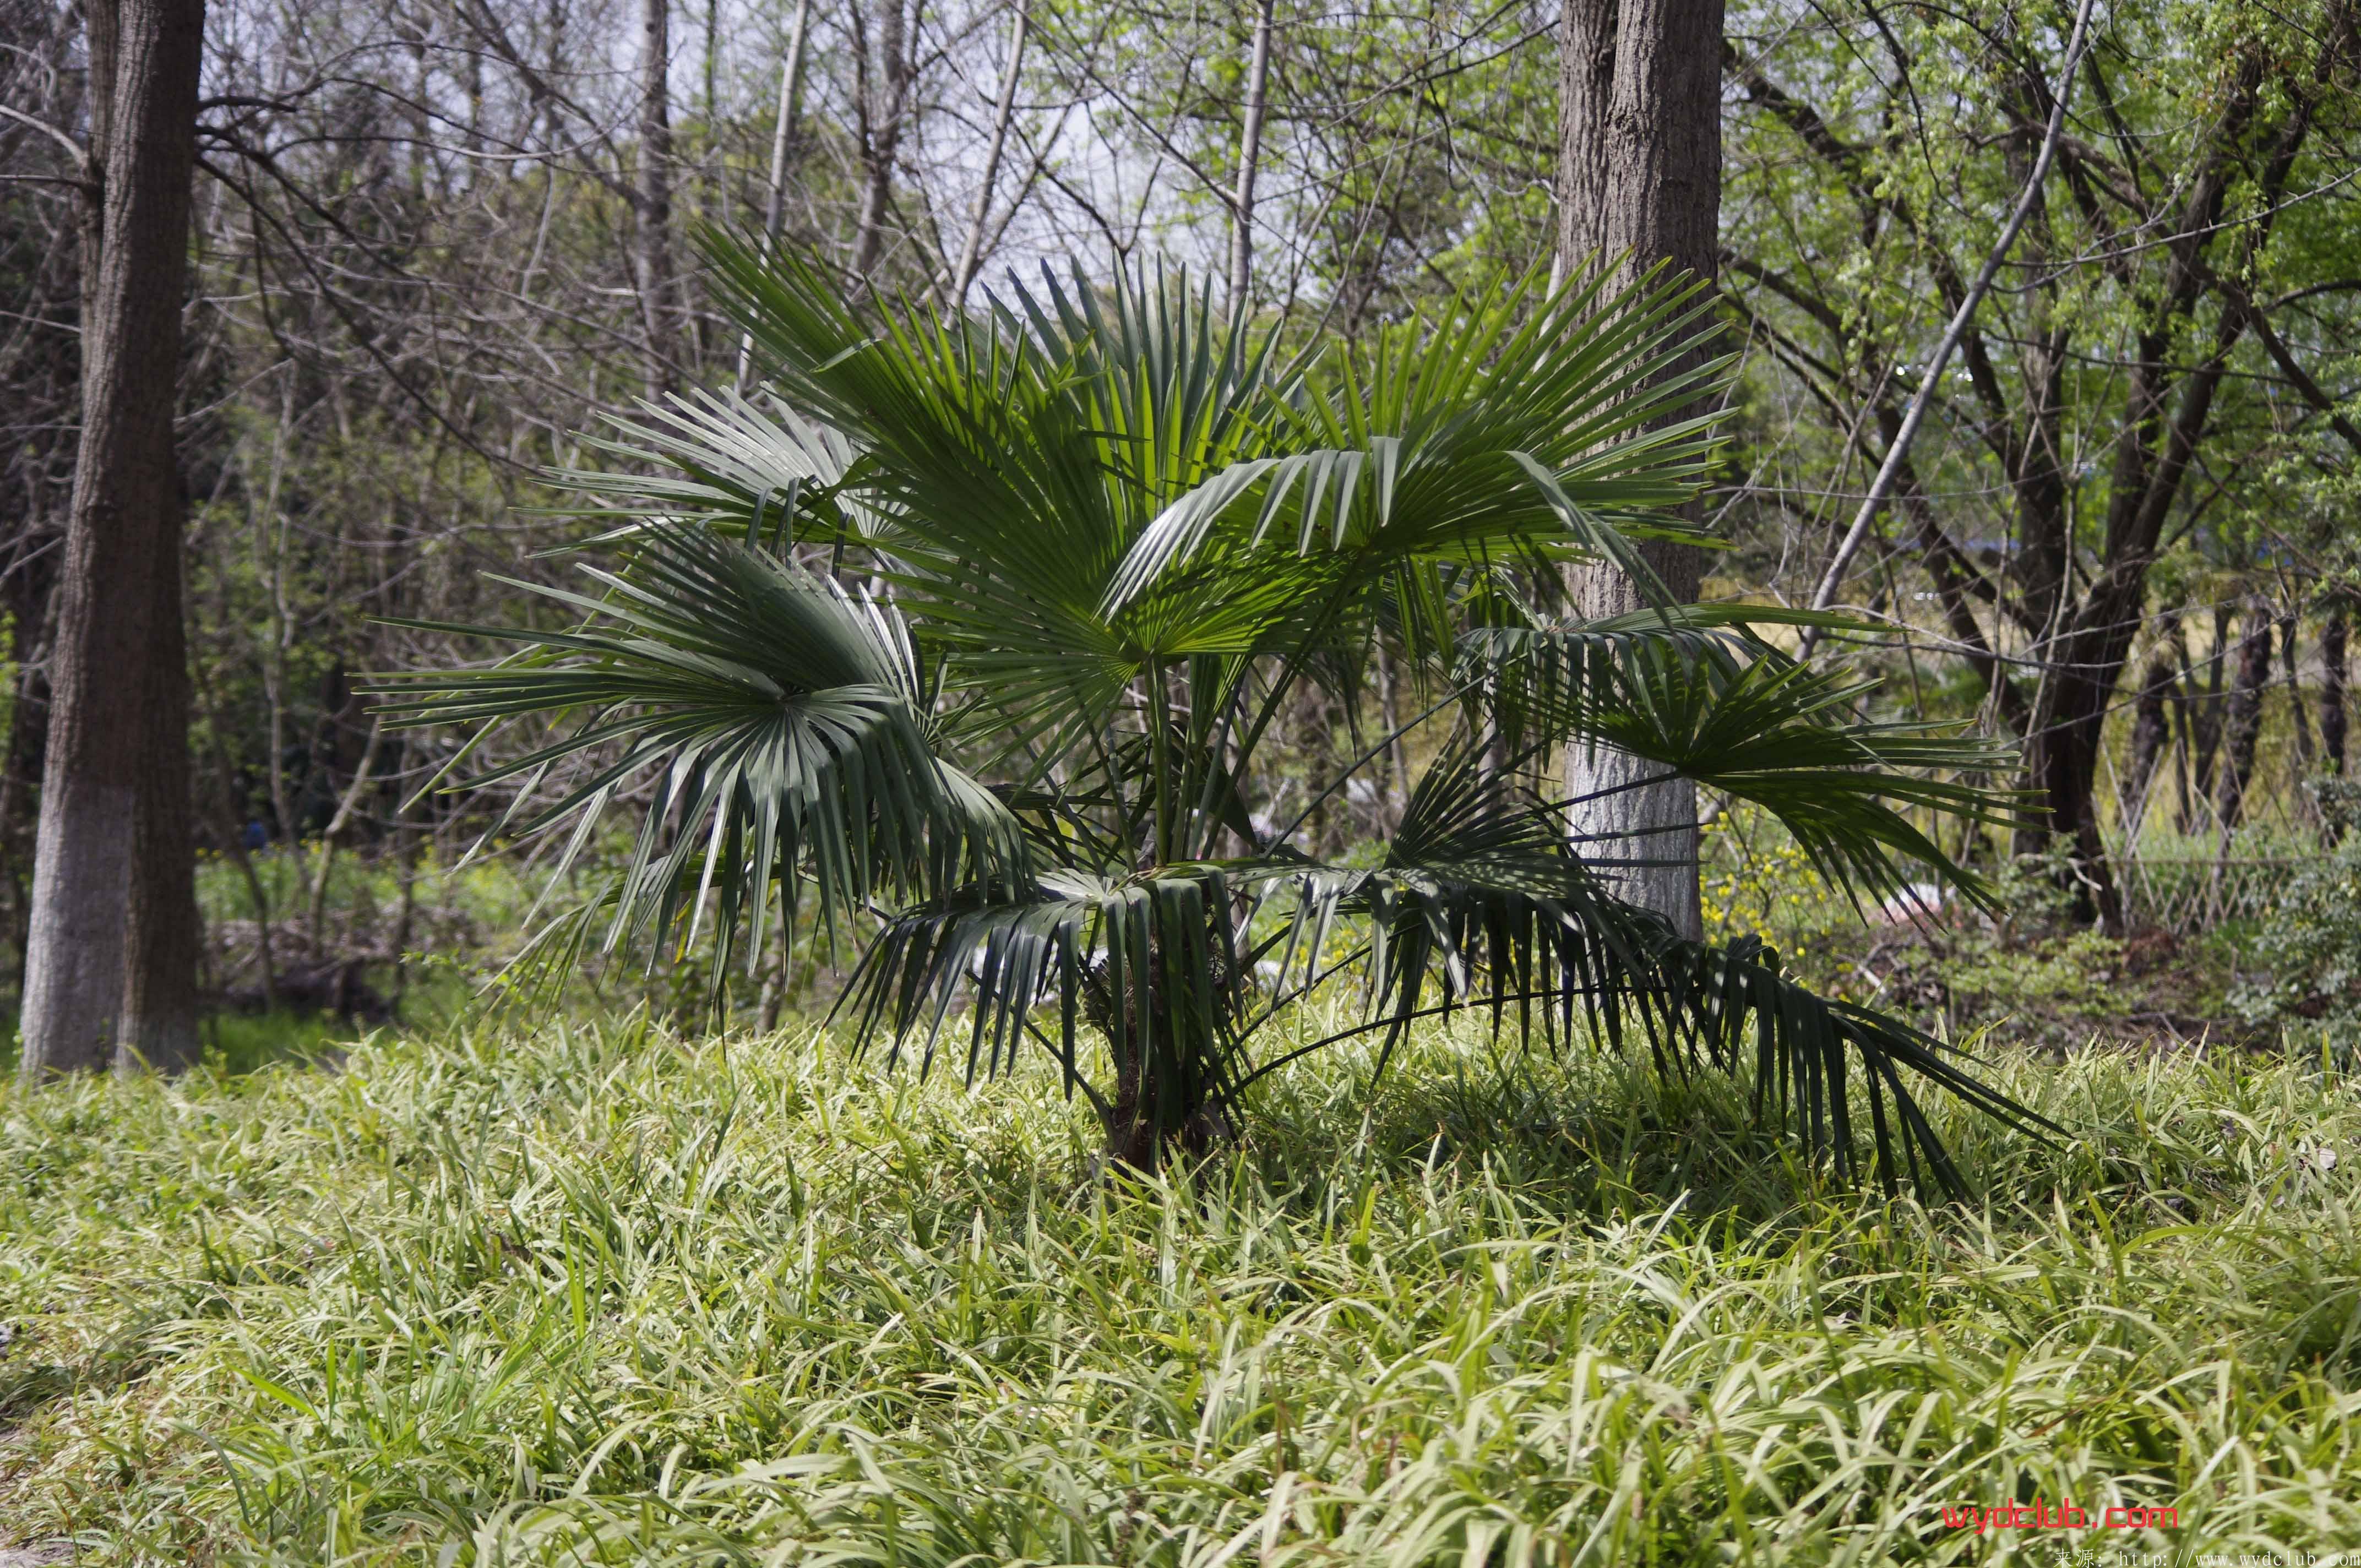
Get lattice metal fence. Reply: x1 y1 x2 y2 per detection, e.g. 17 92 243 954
2112 854 2297 934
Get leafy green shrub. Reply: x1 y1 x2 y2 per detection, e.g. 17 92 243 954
2235 780 2361 1027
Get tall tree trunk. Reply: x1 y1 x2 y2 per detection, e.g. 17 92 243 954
1554 0 1722 939
122 530 200 1072
736 0 813 390
850 0 915 280
2215 602 2273 833
2323 603 2349 778
20 0 204 1079
1228 0 1274 312
0 553 56 989
2283 608 2315 774
2125 654 2177 843
635 0 677 397
2183 607 2229 830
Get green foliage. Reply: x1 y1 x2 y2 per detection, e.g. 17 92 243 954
1699 808 1868 993
2236 781 2361 1027
3 1020 2359 1561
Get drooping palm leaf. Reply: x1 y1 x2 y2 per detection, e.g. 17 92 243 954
371 525 1026 988
1229 739 2055 1194
1461 619 2016 911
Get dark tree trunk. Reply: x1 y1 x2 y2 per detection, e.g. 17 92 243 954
2125 654 2178 840
1555 0 1722 939
2322 605 2348 778
19 0 204 1078
1085 945 1232 1173
121 538 200 1073
2216 604 2273 833
635 0 676 396
2020 664 2125 930
0 548 56 989
2283 611 2316 774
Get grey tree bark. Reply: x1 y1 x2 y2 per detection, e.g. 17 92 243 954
1228 0 1274 312
850 0 917 279
635 0 677 396
949 0 1029 303
2324 605 2349 778
1553 0 1722 938
736 0 813 390
20 0 204 1079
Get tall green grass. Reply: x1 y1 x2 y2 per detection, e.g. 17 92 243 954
4 1016 2358 1563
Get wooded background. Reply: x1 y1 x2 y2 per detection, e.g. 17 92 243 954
4 0 2358 1053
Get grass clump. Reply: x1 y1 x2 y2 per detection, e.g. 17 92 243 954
3 1018 2360 1563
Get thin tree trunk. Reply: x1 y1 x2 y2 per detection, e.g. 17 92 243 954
2324 604 2348 778
1798 0 2097 641
2283 608 2316 774
2184 607 2229 829
1554 0 1722 939
2170 650 2193 840
254 394 314 924
2125 654 2177 844
390 809 419 1012
2216 602 2273 832
850 0 916 280
757 915 792 1031
950 0 1028 304
206 727 276 1009
735 0 813 390
0 567 56 989
701 0 718 127
305 716 384 948
636 0 677 396
1228 0 1274 312
21 0 205 1079
1377 642 1407 835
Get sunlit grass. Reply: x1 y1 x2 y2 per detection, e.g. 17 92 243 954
4 1014 2359 1562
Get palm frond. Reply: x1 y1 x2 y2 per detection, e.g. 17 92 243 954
1232 741 2055 1195
1462 620 2018 911
1100 267 1729 623
369 525 1025 997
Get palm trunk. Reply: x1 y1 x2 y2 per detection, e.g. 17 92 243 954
1091 945 1230 1173
1554 0 1722 939
21 0 205 1078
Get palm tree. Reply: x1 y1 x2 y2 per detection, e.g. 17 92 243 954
374 244 2047 1190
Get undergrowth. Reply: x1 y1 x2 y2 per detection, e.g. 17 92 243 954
3 1016 2359 1563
